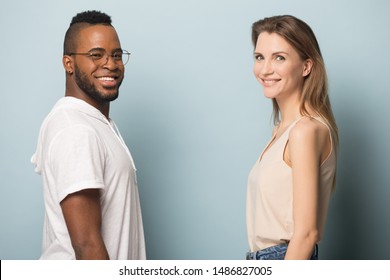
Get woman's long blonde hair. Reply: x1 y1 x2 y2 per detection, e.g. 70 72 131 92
252 15 339 147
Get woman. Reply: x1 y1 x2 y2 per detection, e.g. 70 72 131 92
246 15 338 260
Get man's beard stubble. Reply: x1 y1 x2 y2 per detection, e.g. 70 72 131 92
74 66 122 103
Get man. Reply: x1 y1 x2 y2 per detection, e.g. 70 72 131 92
31 10 146 260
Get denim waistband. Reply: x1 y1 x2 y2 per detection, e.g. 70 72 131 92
246 243 318 260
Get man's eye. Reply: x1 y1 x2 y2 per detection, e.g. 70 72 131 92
90 53 104 59
112 53 123 60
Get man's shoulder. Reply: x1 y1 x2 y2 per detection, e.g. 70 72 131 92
46 97 103 126
45 102 85 128
38 98 98 142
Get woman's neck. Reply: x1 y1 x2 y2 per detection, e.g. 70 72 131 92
276 94 302 129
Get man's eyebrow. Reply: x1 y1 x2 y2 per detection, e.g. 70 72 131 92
87 47 123 52
111 48 124 52
86 47 105 52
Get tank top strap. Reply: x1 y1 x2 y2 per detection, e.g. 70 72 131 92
311 116 335 156
283 116 306 135
284 115 331 134
309 116 334 147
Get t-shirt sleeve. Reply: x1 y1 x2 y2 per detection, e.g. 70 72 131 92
48 124 106 202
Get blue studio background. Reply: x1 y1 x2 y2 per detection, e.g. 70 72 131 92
1 0 389 259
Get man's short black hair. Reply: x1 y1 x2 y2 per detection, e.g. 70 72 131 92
70 10 112 26
63 10 113 55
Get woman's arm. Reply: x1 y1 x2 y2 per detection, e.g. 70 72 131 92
284 118 330 260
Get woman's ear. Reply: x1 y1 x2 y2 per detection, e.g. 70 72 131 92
303 59 313 77
63 55 74 75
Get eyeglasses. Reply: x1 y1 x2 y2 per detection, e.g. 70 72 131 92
67 49 131 66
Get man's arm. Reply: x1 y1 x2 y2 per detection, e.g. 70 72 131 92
60 188 109 259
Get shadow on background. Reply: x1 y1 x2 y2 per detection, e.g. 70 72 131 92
321 86 390 260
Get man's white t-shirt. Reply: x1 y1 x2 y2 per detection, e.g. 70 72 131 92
32 97 146 259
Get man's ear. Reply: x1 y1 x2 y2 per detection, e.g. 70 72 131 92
63 55 74 75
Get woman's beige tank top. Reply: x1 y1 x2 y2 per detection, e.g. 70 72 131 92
246 117 336 252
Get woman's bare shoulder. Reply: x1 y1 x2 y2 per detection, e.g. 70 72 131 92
289 117 329 146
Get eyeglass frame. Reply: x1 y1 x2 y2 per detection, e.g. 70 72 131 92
67 48 131 66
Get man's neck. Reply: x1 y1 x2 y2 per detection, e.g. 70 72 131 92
65 92 110 119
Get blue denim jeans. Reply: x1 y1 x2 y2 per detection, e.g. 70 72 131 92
246 243 318 260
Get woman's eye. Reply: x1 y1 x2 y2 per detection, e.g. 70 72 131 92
275 55 285 61
254 55 264 61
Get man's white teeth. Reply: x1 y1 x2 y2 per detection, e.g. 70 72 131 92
98 77 115 81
